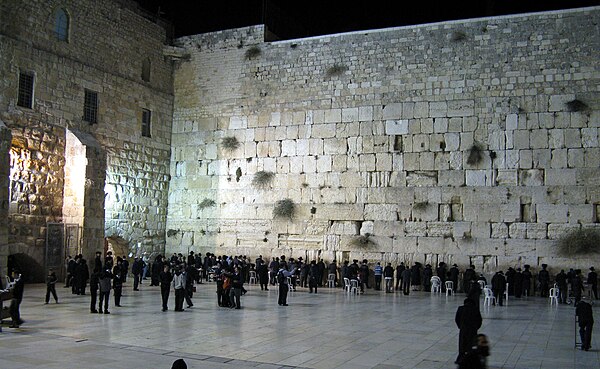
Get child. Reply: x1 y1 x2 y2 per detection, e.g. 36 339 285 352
45 269 59 304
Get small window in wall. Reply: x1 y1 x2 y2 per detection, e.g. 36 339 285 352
55 8 70 42
141 58 151 82
17 71 35 109
83 89 98 124
142 109 152 137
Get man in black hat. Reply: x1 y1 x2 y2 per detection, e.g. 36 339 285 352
514 267 523 298
555 269 568 304
587 267 598 300
522 265 532 297
538 264 550 297
449 264 459 293
576 298 594 351
455 297 483 364
491 270 506 306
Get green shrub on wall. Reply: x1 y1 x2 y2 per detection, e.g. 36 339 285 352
557 228 600 256
222 136 240 151
273 198 296 219
252 171 275 188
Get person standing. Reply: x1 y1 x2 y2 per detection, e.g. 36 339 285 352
374 262 383 291
423 264 433 292
401 267 411 296
173 266 185 312
98 269 112 314
9 271 25 328
277 263 295 306
396 262 405 291
328 260 338 287
538 264 550 297
160 264 172 312
229 265 243 309
522 265 532 297
455 298 483 364
491 270 506 306
436 262 447 292
308 260 318 294
572 269 584 305
94 251 102 272
89 267 100 313
587 267 598 300
112 267 123 307
449 264 460 293
45 269 59 304
65 255 75 288
463 265 476 294
513 268 524 298
555 269 568 304
184 263 195 308
132 257 143 291
258 260 269 291
383 262 394 293
576 299 594 351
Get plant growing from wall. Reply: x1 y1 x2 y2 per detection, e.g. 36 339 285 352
413 201 429 211
565 99 589 112
557 228 600 256
245 46 261 60
325 64 348 79
222 136 240 151
252 170 275 188
273 198 296 219
466 142 484 165
349 233 377 248
450 30 467 42
198 198 216 210
167 229 179 237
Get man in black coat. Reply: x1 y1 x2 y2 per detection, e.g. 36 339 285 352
455 298 483 364
538 264 550 297
522 265 532 297
396 262 405 291
576 299 594 351
513 268 523 298
132 257 143 291
159 264 172 311
436 262 447 292
555 269 568 304
9 271 25 328
449 264 460 292
491 270 506 306
463 265 476 294
587 267 598 300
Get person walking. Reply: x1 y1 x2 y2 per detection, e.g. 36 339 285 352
308 260 318 294
45 269 59 304
576 298 594 351
455 297 483 364
89 267 100 313
173 266 185 312
8 271 25 328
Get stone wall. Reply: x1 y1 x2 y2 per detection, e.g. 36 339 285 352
167 8 600 273
0 121 10 274
0 0 174 276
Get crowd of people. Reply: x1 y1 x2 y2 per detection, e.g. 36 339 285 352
2 252 597 368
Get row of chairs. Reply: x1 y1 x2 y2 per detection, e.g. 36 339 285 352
430 276 454 296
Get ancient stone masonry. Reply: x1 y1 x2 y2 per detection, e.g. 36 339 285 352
168 8 600 273
0 0 174 277
0 121 11 273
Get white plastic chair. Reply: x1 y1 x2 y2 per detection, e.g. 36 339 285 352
445 280 454 296
343 277 351 294
483 287 496 307
350 279 359 295
431 276 441 293
327 273 336 288
549 287 559 305
248 271 257 285
504 282 509 305
477 280 486 291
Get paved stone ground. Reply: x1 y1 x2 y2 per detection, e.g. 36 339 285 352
1 281 599 369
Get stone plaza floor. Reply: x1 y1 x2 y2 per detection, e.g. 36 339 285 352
1 281 599 369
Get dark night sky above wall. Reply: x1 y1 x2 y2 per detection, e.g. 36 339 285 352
136 0 600 40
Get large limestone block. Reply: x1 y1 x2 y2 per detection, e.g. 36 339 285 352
429 101 448 118
448 100 474 117
342 108 359 123
312 124 336 138
545 168 577 186
526 223 548 239
364 204 398 221
393 236 418 253
568 204 594 223
382 103 403 120
536 204 568 223
324 109 341 124
385 120 409 135
404 222 427 237
314 204 364 221
281 140 296 157
547 223 580 239
374 221 405 237
329 220 360 235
